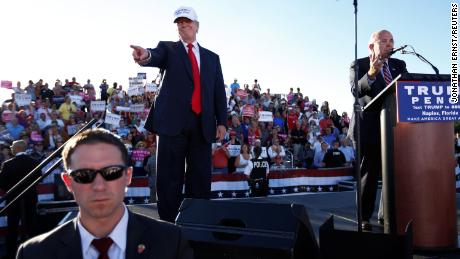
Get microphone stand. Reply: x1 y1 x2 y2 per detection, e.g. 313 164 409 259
0 118 102 216
352 0 363 232
401 45 440 75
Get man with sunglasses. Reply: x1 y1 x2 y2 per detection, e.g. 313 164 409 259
349 29 408 231
16 129 192 259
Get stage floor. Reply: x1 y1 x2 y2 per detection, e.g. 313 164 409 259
1 191 459 258
129 190 460 259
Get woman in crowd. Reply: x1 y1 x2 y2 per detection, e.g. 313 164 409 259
131 141 150 177
235 143 251 173
268 137 286 165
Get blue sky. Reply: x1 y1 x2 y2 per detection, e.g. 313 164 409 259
0 0 451 114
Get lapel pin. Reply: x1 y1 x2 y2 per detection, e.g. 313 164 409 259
137 244 146 254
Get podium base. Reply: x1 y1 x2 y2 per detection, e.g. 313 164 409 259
412 235 460 256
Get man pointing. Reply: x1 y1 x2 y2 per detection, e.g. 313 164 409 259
130 6 227 222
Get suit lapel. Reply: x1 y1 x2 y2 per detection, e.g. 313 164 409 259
57 219 84 259
125 211 150 259
388 58 401 78
175 41 193 82
198 44 208 99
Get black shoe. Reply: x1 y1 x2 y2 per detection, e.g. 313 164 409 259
362 221 372 231
378 218 384 225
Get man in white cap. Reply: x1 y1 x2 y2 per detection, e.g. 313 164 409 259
130 7 227 222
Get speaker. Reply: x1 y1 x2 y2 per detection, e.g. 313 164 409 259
319 216 413 259
176 198 320 259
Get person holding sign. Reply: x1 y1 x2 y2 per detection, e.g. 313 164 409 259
349 29 408 230
130 6 227 222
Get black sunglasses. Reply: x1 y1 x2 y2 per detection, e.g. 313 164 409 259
67 165 127 184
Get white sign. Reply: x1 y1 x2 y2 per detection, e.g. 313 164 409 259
90 101 106 112
130 104 144 113
137 87 145 95
258 111 273 122
15 93 32 106
228 145 241 157
116 106 131 112
145 83 158 93
129 77 144 88
104 113 121 126
127 87 139 96
69 95 84 106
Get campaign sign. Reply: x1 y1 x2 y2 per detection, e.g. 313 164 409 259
236 89 248 99
227 145 241 157
130 104 144 113
69 94 83 106
115 106 131 112
128 86 141 97
30 131 44 142
129 77 144 88
104 113 121 126
258 111 273 122
15 94 32 106
1 80 12 89
242 105 254 117
397 81 460 122
145 83 158 93
90 101 106 112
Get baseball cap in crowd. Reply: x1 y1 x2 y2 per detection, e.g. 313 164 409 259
173 6 198 23
229 130 237 137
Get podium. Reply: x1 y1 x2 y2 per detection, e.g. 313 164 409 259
363 73 457 249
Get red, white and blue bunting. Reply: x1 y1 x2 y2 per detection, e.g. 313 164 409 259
211 168 353 199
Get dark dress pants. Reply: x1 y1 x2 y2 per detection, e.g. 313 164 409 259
156 110 212 222
5 197 37 259
360 142 382 221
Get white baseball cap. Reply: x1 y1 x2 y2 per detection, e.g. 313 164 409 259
173 6 198 23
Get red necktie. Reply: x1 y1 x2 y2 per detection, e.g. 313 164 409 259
383 62 393 86
92 237 113 259
187 43 201 114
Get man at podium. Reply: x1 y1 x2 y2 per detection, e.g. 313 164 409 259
349 29 408 230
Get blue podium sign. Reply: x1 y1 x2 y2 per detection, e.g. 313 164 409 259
397 81 460 122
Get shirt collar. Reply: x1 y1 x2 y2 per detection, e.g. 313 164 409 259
181 40 198 50
78 205 129 255
15 152 27 156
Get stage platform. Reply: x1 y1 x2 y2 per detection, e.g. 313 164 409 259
1 191 459 258
129 191 460 259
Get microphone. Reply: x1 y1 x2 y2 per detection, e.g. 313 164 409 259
388 45 408 56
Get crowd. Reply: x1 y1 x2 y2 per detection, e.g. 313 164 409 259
0 77 355 187
213 79 355 174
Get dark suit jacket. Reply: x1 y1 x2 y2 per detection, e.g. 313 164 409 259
349 57 408 145
143 41 227 143
0 154 40 205
16 210 193 259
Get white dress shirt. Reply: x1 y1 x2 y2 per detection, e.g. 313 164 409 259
181 40 201 70
78 206 129 259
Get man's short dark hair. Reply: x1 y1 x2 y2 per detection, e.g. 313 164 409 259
61 128 128 170
253 146 262 158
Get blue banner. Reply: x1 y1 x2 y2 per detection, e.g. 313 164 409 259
397 81 460 122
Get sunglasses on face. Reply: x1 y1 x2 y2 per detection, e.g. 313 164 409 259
67 165 127 184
